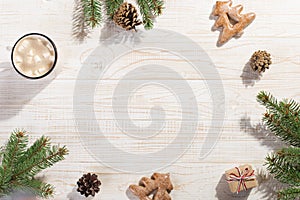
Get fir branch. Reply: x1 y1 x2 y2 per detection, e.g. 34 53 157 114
0 130 28 192
136 0 164 29
80 0 164 30
105 0 123 17
151 0 164 16
0 166 11 195
137 0 164 29
14 136 51 177
257 91 300 147
12 179 54 198
266 147 300 186
278 187 300 200
0 131 68 198
13 146 68 179
137 0 154 29
82 0 102 28
257 91 300 200
72 0 90 43
2 130 28 170
257 91 280 113
21 136 50 162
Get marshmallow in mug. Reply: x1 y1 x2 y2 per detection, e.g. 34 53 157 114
11 33 57 79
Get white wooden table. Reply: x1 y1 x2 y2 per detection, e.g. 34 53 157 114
0 0 299 199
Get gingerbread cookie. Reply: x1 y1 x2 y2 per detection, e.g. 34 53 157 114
129 173 173 200
212 0 256 45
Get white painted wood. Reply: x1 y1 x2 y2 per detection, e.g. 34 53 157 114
0 0 299 199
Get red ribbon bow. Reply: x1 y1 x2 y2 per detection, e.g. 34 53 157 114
227 167 255 193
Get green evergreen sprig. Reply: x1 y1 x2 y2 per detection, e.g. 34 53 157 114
82 0 102 28
137 0 164 29
257 91 300 147
266 147 300 186
82 0 164 29
278 187 300 200
136 0 153 29
105 0 124 17
0 130 68 198
257 91 300 200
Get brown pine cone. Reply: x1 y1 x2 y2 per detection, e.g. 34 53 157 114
77 173 101 197
250 50 272 73
113 2 142 31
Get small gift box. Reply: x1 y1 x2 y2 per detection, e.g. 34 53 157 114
225 164 258 193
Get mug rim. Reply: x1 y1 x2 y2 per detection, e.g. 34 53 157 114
11 32 58 80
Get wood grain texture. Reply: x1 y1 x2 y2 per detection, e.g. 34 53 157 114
0 0 299 199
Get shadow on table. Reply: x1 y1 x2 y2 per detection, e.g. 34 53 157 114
255 168 284 200
126 188 139 200
240 115 286 199
240 115 285 151
0 191 37 200
0 62 55 121
240 61 261 88
67 187 95 200
100 20 143 46
72 0 90 43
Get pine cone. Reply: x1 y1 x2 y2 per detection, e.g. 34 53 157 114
250 50 272 73
113 2 142 31
77 173 101 197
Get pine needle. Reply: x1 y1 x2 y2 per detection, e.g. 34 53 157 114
136 0 152 29
265 147 300 186
82 0 102 28
105 0 123 17
134 0 164 29
278 187 300 200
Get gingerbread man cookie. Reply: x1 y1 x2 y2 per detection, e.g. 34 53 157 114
212 0 256 46
129 173 173 200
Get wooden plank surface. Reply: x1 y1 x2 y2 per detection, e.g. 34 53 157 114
0 0 299 199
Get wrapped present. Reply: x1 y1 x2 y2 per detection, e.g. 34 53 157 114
225 164 258 193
